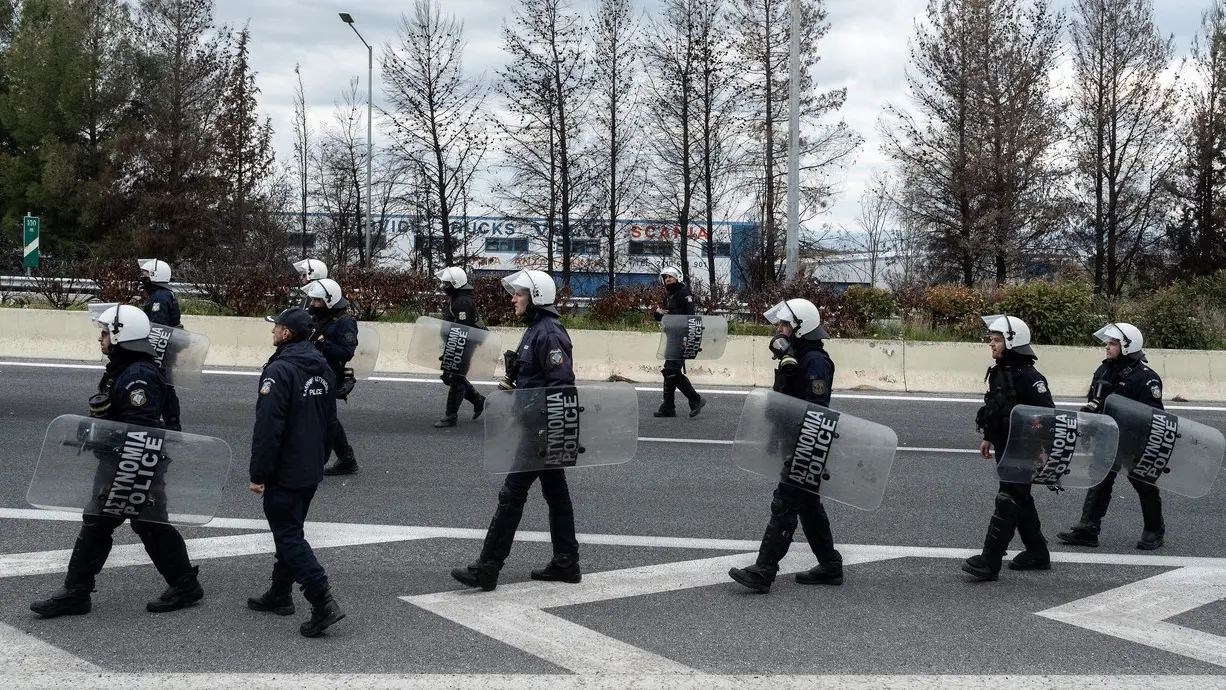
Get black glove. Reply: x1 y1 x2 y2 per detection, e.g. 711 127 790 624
769 335 797 375
1082 380 1111 413
337 368 356 400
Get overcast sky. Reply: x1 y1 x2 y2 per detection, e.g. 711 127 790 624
213 0 1210 233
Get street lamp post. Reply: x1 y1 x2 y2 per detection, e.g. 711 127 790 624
339 12 374 267
785 0 800 281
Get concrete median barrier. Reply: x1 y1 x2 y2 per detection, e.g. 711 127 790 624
5 309 1226 401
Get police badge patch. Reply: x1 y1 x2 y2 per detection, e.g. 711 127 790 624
1035 381 1048 394
549 348 565 367
812 380 827 397
343 331 357 344
129 389 147 407
260 378 274 395
457 311 467 321
1150 382 1163 399
151 303 161 312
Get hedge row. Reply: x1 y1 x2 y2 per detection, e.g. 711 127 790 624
10 261 1226 350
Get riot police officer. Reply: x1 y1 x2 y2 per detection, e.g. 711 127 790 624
293 259 329 310
249 307 345 637
303 278 361 476
139 258 183 431
433 266 487 427
451 269 581 592
653 266 706 418
31 305 203 617
962 314 1055 582
729 298 843 592
1058 322 1166 550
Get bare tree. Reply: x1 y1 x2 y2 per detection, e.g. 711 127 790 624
1069 0 1180 297
496 0 590 285
844 170 896 286
312 79 372 269
591 0 642 290
292 63 311 259
1166 1 1226 278
382 0 489 268
730 0 860 289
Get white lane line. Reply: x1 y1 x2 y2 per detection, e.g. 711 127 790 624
5 360 1224 411
1038 566 1226 669
0 622 99 674
638 437 977 453
0 674 1221 690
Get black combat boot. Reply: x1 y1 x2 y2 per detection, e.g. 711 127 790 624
687 396 707 418
1010 500 1051 571
147 565 204 613
247 577 295 616
728 564 775 593
530 554 582 583
1056 528 1099 547
795 562 844 586
323 450 359 476
1137 487 1165 550
653 405 677 418
1137 530 1165 550
433 416 458 428
1008 551 1051 571
451 561 500 591
30 584 93 618
471 393 486 420
961 555 999 581
300 584 345 638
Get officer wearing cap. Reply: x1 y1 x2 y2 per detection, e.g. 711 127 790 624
962 314 1055 582
1058 323 1167 550
248 308 345 637
138 258 183 431
31 304 203 618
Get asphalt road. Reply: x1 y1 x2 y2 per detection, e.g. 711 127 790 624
2 358 1226 687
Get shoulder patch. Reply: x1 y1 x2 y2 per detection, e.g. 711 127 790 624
685 296 693 303
1148 380 1162 399
457 311 467 321
342 330 357 345
150 302 161 312
1034 380 1048 394
812 379 827 397
260 378 274 395
549 348 566 367
129 389 147 407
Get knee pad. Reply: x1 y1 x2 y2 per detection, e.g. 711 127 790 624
994 491 1018 513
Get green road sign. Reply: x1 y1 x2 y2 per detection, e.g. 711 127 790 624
23 215 39 269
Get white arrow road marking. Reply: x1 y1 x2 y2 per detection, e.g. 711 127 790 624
0 622 98 674
403 547 907 675
1038 566 1226 669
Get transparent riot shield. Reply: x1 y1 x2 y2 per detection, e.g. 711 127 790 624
88 303 210 389
656 315 729 361
28 415 233 526
732 389 897 510
997 405 1118 489
1103 394 1225 498
483 382 639 474
407 316 503 379
350 324 381 380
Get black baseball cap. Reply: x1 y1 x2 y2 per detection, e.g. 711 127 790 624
265 307 314 339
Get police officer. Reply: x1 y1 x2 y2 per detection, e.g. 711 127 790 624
249 308 345 637
303 278 361 476
434 266 487 428
31 305 203 617
139 258 183 431
962 314 1055 581
451 269 581 591
653 266 706 418
293 259 329 310
1058 322 1166 550
729 299 843 592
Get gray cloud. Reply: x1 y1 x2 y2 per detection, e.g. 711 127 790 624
214 0 1215 234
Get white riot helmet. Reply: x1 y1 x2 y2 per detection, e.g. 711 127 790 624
293 258 328 281
502 269 556 307
660 266 683 283
92 304 156 355
436 266 469 289
764 299 830 340
1094 322 1144 356
303 278 344 308
138 258 171 284
982 314 1034 356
